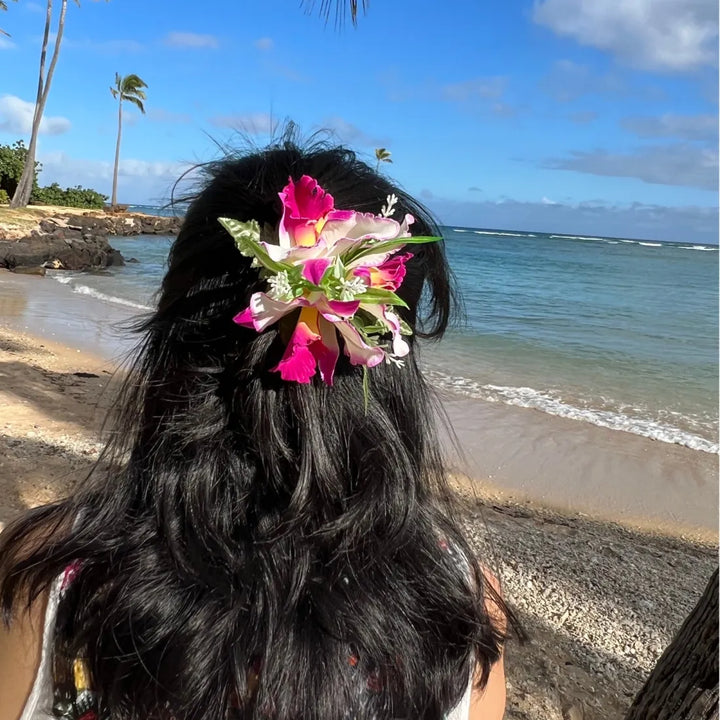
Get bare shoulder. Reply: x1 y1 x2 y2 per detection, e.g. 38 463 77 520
468 568 507 720
0 588 48 720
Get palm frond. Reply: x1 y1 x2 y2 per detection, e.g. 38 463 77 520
126 96 146 114
120 73 148 93
300 0 368 28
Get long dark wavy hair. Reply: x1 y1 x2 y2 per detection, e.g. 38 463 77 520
0 135 507 720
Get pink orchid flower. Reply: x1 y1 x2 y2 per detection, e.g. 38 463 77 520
226 175 438 385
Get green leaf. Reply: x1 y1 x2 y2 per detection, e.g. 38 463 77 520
344 235 441 265
356 287 409 308
219 217 291 275
362 366 370 414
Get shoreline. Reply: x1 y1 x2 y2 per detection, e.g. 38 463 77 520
0 321 717 720
1 268 717 541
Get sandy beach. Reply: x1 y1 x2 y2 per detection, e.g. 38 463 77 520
0 269 718 720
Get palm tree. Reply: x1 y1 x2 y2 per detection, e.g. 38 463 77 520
110 73 147 208
11 0 108 208
375 147 392 172
302 0 368 26
0 0 16 37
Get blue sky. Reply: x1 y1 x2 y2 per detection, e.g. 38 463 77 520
0 0 717 242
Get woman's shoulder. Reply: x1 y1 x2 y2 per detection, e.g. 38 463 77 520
0 585 51 719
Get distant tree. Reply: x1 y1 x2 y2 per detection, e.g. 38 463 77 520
375 147 392 172
110 72 148 207
11 0 109 208
0 0 16 37
0 141 41 198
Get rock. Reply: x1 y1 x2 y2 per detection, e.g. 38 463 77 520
107 249 125 267
0 233 124 271
42 258 66 269
11 266 46 276
127 257 140 263
561 702 585 720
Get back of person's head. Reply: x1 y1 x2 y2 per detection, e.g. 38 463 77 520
0 132 506 720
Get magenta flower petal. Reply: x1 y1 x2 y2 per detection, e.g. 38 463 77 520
319 299 361 321
316 316 340 385
279 175 335 248
272 309 322 383
233 306 254 328
282 175 335 221
302 257 332 285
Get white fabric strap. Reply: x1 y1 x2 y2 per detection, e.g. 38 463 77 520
19 575 61 720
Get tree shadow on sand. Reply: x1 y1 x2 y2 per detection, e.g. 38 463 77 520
0 358 120 435
463 499 718 720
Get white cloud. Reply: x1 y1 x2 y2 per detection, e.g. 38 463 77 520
0 36 15 50
430 196 718 245
38 152 194 204
533 0 718 72
546 143 718 190
208 112 277 135
621 113 718 142
254 37 274 51
541 196 559 205
0 95 70 135
163 32 219 49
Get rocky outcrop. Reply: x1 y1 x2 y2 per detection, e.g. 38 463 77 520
0 211 183 271
39 211 183 237
0 224 125 271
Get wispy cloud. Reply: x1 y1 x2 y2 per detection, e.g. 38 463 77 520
621 113 718 142
468 186 482 192
533 0 718 72
545 143 718 190
254 37 274 51
148 108 192 124
541 60 626 102
0 36 15 50
321 117 387 147
208 112 277 135
441 76 507 102
0 95 70 135
163 32 219 49
568 111 599 124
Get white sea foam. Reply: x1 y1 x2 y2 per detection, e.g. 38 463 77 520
427 371 719 454
472 230 536 238
678 245 718 252
549 234 602 241
72 285 152 310
638 242 662 247
49 275 152 310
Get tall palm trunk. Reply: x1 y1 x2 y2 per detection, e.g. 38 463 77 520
10 0 68 208
111 93 123 207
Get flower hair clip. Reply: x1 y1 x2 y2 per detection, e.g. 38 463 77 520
219 175 440 385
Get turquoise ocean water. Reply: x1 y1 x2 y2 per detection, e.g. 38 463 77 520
48 220 719 454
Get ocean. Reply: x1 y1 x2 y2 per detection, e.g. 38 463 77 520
47 223 719 456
